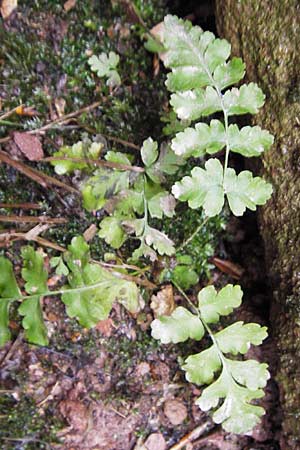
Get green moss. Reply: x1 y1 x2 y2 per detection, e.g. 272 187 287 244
0 395 64 449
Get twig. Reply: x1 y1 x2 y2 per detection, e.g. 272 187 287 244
0 232 154 288
0 333 24 368
0 150 79 194
27 101 101 135
43 156 144 173
102 133 140 150
0 202 42 210
0 101 102 144
0 215 67 224
0 231 66 252
0 104 24 120
168 422 213 450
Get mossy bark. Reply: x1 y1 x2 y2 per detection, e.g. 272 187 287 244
215 1 300 448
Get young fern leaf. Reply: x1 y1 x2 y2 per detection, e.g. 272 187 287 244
0 257 21 345
172 158 273 217
88 51 121 87
19 246 49 345
62 236 139 327
151 284 270 434
160 15 273 217
0 236 141 346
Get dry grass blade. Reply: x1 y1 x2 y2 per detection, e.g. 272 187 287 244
43 156 144 173
0 215 67 224
0 150 79 193
0 202 42 209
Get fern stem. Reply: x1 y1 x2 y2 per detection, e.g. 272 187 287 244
171 280 198 315
3 280 114 303
173 281 230 375
181 30 230 183
177 216 209 252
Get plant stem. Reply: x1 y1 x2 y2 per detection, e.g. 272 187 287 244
182 30 230 183
177 216 209 252
173 281 230 373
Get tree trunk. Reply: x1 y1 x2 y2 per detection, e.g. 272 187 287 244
215 1 300 448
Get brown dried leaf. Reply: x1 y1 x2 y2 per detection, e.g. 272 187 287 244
54 98 66 117
83 224 97 242
13 132 44 161
212 257 244 279
164 399 187 425
0 0 17 19
150 284 175 318
63 0 76 12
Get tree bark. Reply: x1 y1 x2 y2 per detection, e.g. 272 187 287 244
215 1 300 448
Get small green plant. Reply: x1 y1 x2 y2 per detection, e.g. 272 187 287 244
88 51 121 87
151 284 270 434
0 14 274 436
0 236 139 346
51 136 183 260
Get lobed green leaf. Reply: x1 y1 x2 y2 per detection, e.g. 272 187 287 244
0 257 21 345
19 296 48 346
62 263 139 328
215 321 268 355
228 124 274 157
170 87 220 121
183 346 221 385
173 159 273 217
81 168 129 211
98 216 127 249
172 158 224 216
171 119 225 157
224 83 265 116
197 369 265 434
198 284 243 323
141 137 158 167
151 306 204 343
21 246 48 295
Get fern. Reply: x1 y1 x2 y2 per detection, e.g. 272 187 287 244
146 15 274 434
51 137 183 260
159 15 273 217
0 14 274 436
151 284 270 434
88 51 121 87
0 236 140 346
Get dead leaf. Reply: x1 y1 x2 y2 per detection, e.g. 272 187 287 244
164 399 187 425
0 0 17 19
13 132 44 161
211 257 244 279
144 432 166 450
63 0 76 12
83 224 97 242
54 98 66 117
150 285 175 317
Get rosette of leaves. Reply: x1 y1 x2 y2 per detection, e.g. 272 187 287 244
151 284 270 434
51 137 184 260
158 15 273 217
0 236 140 346
51 140 104 175
103 138 184 260
88 51 121 87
